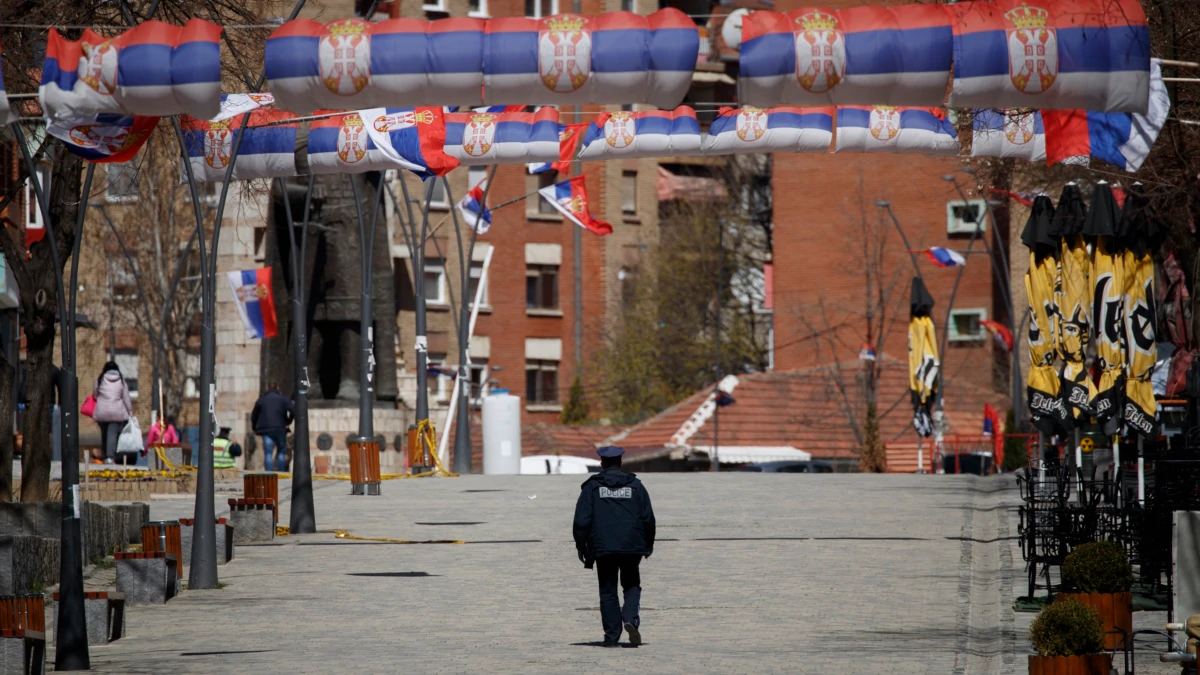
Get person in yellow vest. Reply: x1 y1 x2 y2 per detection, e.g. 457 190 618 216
213 427 238 470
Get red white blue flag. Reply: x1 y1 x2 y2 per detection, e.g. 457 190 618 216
181 107 297 182
360 107 459 178
47 113 158 163
40 19 223 121
578 107 702 160
537 176 612 236
457 180 493 234
444 107 561 165
227 268 278 339
703 106 833 155
971 109 1046 162
835 106 959 155
1041 60 1169 172
919 247 967 268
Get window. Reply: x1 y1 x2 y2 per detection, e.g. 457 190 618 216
525 0 557 18
184 352 200 399
427 353 449 402
946 199 989 234
424 259 447 305
105 163 138 203
469 359 489 402
949 308 987 343
620 103 634 112
526 359 559 404
423 0 447 11
468 261 489 307
114 349 140 399
621 0 636 12
253 225 268 264
535 170 559 215
468 166 487 191
621 171 637 214
469 0 489 18
109 258 138 301
427 178 449 209
25 163 49 230
526 265 559 309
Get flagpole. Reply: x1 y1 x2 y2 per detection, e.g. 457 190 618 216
14 122 93 670
348 174 386 491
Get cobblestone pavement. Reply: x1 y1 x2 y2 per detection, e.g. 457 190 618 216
63 473 1036 673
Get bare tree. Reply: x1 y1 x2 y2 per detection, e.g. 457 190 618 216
790 175 909 472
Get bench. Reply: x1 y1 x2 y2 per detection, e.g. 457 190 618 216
114 551 178 605
51 591 125 645
142 521 184 579
243 474 280 523
228 499 276 543
0 594 45 675
179 518 234 566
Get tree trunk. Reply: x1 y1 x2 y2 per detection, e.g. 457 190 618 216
19 150 82 502
0 356 13 501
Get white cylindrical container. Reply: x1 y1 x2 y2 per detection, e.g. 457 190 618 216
482 394 522 475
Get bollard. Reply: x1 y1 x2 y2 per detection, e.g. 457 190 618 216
348 438 381 496
141 521 183 580
243 473 280 523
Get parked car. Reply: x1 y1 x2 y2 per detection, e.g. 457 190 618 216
735 460 833 473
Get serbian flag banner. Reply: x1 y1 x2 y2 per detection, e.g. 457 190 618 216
40 19 223 121
946 0 1150 114
182 107 298 182
971 109 1046 162
919 247 966 268
835 106 959 155
360 107 459 178
457 180 492 234
444 107 561 165
578 107 702 160
702 106 833 156
1042 60 1169 172
537 176 612 236
47 113 158 163
739 5 952 108
308 111 401 175
227 268 278 339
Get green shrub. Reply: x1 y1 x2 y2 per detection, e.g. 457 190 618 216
1029 598 1105 657
1062 541 1133 593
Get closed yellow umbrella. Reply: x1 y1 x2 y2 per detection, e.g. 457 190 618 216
908 278 938 437
1118 188 1159 437
1085 183 1124 433
1053 184 1095 420
1022 194 1072 434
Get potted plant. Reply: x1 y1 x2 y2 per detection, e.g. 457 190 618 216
1028 598 1111 674
1059 541 1134 650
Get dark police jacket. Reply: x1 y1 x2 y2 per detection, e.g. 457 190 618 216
573 467 656 562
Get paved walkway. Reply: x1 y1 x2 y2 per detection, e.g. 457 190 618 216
65 472 1046 673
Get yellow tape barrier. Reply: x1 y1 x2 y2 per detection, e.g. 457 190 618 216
153 445 197 472
332 529 464 545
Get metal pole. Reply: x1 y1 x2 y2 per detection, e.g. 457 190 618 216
412 179 435 426
348 175 384 441
439 245 494 467
172 117 217 591
1137 435 1145 506
711 217 721 472
279 175 316 532
572 0 583 386
449 167 497 474
14 126 93 670
935 207 985 404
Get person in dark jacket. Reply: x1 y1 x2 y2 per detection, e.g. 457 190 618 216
251 384 294 472
573 445 656 648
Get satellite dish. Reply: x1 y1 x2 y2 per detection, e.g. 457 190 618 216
721 9 752 51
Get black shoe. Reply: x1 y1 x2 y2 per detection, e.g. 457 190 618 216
624 623 642 647
602 640 620 648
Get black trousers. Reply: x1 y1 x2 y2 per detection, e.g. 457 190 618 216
596 554 642 642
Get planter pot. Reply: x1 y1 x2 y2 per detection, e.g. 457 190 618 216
1028 653 1112 675
1058 592 1132 650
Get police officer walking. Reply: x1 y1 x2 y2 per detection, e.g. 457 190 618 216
573 446 656 648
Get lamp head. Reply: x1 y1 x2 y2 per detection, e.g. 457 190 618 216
874 200 890 208
941 175 956 182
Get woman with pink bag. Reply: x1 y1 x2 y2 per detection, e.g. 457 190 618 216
91 361 133 463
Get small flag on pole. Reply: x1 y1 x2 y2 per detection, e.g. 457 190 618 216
917 247 966 268
457 180 492 234
537 176 613 236
226 268 278 339
980 320 1013 351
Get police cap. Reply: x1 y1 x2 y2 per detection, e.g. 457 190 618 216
597 445 625 458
